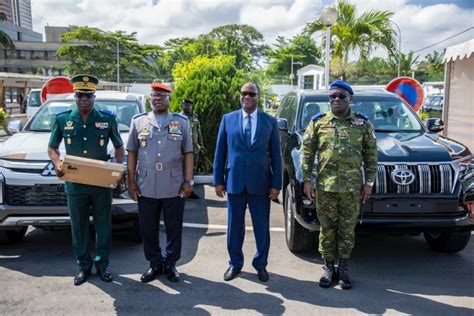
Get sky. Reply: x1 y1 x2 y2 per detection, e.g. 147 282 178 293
30 0 473 60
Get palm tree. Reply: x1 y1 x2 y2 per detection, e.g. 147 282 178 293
388 51 419 76
305 0 396 80
0 13 15 48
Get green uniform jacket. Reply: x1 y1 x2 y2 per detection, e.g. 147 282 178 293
300 110 378 193
48 108 123 194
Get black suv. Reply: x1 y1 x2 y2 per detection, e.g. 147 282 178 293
276 89 474 253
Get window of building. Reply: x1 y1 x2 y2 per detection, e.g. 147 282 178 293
32 50 45 59
303 75 314 90
17 50 28 59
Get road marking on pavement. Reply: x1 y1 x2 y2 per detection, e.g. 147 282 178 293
161 221 285 232
0 255 20 259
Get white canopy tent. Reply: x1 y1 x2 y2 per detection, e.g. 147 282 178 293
443 39 474 151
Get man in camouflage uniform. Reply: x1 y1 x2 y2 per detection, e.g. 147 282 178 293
181 99 204 199
300 80 377 290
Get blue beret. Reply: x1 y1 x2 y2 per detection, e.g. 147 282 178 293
330 80 354 96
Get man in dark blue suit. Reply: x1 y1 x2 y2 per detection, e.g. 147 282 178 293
213 82 282 282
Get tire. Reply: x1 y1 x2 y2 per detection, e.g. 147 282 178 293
423 231 471 253
0 226 28 244
284 184 316 252
128 219 142 243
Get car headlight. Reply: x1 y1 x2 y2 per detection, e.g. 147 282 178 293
454 155 473 175
109 156 128 197
0 173 4 204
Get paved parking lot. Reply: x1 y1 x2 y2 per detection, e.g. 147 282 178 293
1 185 473 315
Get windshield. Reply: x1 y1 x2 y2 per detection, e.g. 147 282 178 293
26 100 141 132
299 96 423 132
27 90 41 107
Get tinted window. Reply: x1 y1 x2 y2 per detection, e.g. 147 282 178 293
277 94 298 130
26 100 140 132
27 90 41 107
298 95 423 132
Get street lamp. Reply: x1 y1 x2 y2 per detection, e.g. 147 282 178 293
290 57 303 87
319 5 338 90
102 31 121 91
389 20 402 78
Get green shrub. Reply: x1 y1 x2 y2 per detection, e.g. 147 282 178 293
170 55 246 172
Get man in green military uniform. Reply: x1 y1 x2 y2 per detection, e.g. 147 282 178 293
300 80 377 290
47 75 124 286
181 99 204 199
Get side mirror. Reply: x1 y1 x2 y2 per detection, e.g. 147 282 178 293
277 118 288 132
7 120 23 134
425 118 444 133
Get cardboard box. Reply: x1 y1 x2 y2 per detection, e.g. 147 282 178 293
60 155 124 188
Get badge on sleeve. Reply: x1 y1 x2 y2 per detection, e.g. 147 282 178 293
168 121 182 135
95 122 109 129
351 119 364 127
64 121 74 130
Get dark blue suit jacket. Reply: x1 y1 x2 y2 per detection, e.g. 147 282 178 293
213 109 282 195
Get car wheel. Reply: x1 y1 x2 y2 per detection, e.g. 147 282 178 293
128 219 142 243
423 231 471 253
284 184 314 252
0 226 28 244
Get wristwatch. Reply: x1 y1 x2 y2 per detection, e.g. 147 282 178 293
184 179 194 185
366 180 375 187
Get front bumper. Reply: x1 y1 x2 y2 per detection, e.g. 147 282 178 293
0 198 138 228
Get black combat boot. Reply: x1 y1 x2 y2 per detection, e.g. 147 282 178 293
319 260 335 288
337 259 352 290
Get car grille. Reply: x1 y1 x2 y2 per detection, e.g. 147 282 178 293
5 184 67 206
375 163 455 195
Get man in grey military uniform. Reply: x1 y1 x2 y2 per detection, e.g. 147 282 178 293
127 82 194 283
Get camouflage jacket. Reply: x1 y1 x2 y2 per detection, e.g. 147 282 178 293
300 109 378 192
181 112 204 152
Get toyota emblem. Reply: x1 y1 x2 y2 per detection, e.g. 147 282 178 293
391 169 415 185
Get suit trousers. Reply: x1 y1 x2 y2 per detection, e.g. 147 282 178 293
137 195 185 268
227 189 271 270
67 190 112 270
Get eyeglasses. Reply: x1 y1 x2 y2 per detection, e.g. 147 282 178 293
240 92 257 97
75 92 94 99
151 92 170 99
329 93 348 101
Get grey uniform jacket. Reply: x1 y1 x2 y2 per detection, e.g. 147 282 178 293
126 111 193 199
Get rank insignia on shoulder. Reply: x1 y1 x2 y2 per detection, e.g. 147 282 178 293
99 109 115 116
311 112 326 121
56 109 72 116
64 120 74 130
95 122 109 129
355 112 368 119
173 113 188 120
132 113 147 120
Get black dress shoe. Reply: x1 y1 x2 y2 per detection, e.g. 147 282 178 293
188 191 200 199
74 269 91 286
96 267 113 282
257 268 269 282
164 265 180 282
141 266 163 283
223 266 241 281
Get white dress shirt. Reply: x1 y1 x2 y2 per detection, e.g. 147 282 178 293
242 108 258 144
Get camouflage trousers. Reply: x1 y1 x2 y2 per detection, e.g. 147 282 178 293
316 190 361 261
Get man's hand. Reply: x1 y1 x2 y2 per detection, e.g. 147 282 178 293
215 184 226 198
180 183 193 198
54 161 64 178
303 181 314 199
269 188 280 200
361 184 372 203
128 181 141 201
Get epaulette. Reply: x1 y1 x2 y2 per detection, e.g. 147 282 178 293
355 112 368 119
173 113 188 120
99 109 115 116
56 109 71 116
311 112 326 121
132 112 147 120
